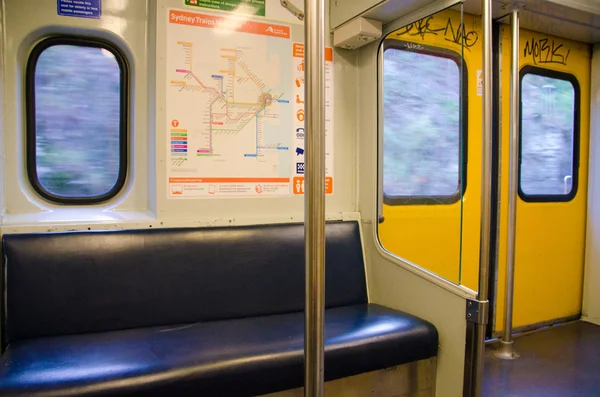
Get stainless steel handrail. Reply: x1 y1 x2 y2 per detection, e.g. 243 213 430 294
303 0 326 394
494 9 520 361
472 0 494 395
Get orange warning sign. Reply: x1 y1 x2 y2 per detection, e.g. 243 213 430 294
293 43 333 62
293 176 333 195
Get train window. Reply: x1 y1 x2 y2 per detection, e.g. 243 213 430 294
26 37 128 204
382 43 465 205
519 67 580 202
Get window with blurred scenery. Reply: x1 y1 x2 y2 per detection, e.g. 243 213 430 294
26 37 127 204
520 68 579 201
382 45 464 204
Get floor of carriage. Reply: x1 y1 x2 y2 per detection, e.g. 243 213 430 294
483 320 600 397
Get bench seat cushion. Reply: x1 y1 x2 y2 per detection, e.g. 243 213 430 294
1 222 368 346
0 304 438 397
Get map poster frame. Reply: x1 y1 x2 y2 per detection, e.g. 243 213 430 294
164 6 334 199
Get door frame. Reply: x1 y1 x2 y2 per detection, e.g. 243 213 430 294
485 20 502 339
486 22 591 338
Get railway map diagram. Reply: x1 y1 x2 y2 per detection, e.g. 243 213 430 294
166 9 293 198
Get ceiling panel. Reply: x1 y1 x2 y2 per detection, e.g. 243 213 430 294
460 0 600 43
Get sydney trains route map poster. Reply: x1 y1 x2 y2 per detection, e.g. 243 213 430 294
165 7 333 199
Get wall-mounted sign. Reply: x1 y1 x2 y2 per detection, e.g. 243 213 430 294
165 7 333 199
167 9 293 198
185 0 265 16
57 0 101 19
291 43 334 196
185 0 304 24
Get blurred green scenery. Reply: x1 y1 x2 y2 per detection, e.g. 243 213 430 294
383 47 575 199
34 44 575 200
383 48 461 198
521 74 575 196
34 44 122 198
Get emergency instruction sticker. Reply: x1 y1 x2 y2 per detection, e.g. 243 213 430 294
58 0 101 19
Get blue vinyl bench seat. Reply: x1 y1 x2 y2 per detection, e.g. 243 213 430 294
0 222 438 396
0 304 435 397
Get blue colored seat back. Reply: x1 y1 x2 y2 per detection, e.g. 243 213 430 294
1 221 367 346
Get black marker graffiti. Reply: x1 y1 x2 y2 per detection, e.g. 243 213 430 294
396 16 479 51
524 37 570 66
395 17 445 40
443 18 479 50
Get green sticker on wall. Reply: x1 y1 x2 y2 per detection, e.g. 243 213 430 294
185 0 265 16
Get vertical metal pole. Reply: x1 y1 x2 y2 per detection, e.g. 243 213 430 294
478 0 493 323
471 0 493 395
494 10 520 361
303 0 326 395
